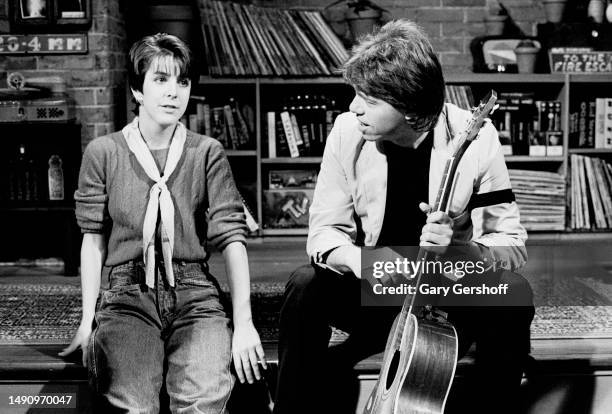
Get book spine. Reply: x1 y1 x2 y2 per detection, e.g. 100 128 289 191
285 11 330 75
243 5 279 75
267 111 277 158
233 3 270 75
216 1 247 75
211 107 227 148
222 1 256 75
196 103 205 134
290 113 304 147
604 98 612 149
594 158 612 227
224 104 239 149
595 98 606 148
280 111 300 158
577 100 588 147
584 156 604 228
587 100 596 148
197 0 219 76
212 0 239 75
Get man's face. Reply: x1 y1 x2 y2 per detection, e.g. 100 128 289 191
348 91 407 142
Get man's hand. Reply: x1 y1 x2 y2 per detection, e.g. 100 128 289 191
419 202 454 254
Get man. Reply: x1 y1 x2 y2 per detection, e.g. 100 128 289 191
274 20 534 414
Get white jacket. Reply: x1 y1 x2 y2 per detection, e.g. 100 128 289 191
307 103 527 271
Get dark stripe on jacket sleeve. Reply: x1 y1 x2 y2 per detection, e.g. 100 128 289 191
467 189 516 211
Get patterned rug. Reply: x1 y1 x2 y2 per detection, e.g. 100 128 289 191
1 283 612 345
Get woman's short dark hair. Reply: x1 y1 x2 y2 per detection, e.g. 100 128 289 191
128 33 195 93
342 19 445 132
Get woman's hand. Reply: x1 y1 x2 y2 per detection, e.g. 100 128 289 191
232 319 267 384
58 322 92 367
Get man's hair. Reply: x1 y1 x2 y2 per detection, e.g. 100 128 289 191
128 33 195 93
342 20 445 132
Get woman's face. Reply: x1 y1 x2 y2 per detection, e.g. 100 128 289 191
133 55 191 128
348 90 414 144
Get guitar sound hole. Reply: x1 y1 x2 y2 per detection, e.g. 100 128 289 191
385 350 401 391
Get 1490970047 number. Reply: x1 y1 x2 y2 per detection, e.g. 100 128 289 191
7 394 76 407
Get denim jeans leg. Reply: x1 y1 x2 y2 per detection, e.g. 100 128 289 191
165 268 234 414
89 268 165 414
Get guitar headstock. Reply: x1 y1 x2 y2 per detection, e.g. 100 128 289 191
463 90 498 142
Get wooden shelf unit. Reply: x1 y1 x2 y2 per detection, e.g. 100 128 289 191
199 73 612 236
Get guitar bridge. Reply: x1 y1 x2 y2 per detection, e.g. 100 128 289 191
420 305 451 325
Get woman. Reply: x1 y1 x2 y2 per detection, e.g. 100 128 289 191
60 33 265 413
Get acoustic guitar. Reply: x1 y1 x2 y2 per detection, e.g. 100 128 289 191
363 91 498 414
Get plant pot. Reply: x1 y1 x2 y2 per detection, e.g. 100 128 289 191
515 45 540 73
541 0 567 24
484 15 507 36
345 8 381 40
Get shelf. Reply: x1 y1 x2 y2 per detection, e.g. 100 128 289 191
0 205 74 212
528 231 612 242
198 76 258 84
262 157 323 164
199 74 570 85
569 148 612 154
262 228 309 236
226 150 257 156
568 74 612 83
197 72 612 237
504 156 565 162
199 76 346 85
445 73 566 84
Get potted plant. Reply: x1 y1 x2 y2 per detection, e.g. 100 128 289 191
325 0 388 41
484 1 509 36
541 0 568 23
514 39 540 73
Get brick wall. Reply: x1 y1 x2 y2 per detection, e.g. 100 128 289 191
0 0 127 148
255 0 546 72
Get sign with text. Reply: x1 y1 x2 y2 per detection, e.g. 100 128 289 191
0 34 87 55
549 47 612 73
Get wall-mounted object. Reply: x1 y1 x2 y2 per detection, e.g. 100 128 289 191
549 47 612 73
0 33 87 54
10 0 91 32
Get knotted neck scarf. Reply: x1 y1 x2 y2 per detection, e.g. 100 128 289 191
122 117 186 288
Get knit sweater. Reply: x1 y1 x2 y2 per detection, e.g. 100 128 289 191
74 130 247 267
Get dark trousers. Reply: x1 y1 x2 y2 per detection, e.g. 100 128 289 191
273 264 535 414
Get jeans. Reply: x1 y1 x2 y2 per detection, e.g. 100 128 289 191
274 264 535 414
88 260 233 414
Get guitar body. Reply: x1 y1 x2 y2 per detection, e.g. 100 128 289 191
363 313 458 414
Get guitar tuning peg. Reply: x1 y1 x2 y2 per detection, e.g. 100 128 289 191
490 104 500 114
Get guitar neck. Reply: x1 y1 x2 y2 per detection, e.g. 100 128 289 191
393 91 498 349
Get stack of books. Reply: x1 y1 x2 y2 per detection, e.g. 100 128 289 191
491 93 563 157
267 94 341 158
570 155 612 230
198 0 349 76
182 96 255 150
569 97 612 149
509 169 566 231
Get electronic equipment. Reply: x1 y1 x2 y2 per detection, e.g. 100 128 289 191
0 72 75 123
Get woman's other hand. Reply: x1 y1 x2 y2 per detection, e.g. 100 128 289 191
232 320 267 384
58 322 92 367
